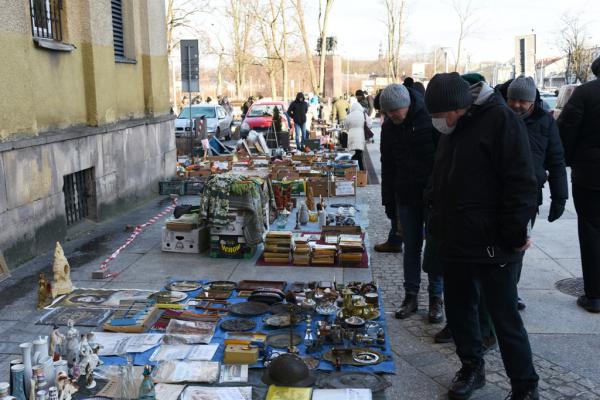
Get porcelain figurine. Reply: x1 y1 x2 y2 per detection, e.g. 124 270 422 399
55 373 77 400
78 334 98 389
64 321 79 367
49 326 64 361
50 243 73 298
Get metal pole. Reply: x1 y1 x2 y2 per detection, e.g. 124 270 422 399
433 48 438 75
444 51 448 73
187 45 193 162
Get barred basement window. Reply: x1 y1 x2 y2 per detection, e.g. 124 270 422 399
111 0 125 59
63 168 97 226
29 0 63 41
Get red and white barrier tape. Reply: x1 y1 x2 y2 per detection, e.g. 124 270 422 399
98 198 178 278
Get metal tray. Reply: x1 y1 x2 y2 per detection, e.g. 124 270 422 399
229 301 270 317
266 330 302 349
237 280 287 291
220 318 257 332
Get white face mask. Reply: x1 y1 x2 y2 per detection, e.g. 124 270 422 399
432 117 456 135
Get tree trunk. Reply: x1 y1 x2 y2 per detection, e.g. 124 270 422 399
269 71 278 98
294 0 318 93
318 0 334 95
216 52 223 96
281 0 289 101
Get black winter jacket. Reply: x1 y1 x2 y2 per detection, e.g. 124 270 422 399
558 79 600 189
429 86 538 264
380 89 438 209
496 80 568 205
287 100 309 125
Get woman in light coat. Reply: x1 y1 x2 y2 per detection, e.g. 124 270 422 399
344 102 371 170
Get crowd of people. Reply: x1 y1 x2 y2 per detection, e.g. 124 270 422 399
371 57 600 400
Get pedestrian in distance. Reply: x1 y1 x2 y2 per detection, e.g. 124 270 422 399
425 72 539 400
344 102 371 171
558 56 600 313
287 92 309 150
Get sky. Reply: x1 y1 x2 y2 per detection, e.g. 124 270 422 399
179 0 600 68
316 0 600 63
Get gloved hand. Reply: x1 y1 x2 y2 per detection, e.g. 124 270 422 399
548 201 565 222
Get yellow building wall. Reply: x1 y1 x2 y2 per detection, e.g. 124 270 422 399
0 0 169 141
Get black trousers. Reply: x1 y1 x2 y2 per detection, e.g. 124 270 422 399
573 184 600 299
444 260 538 391
352 149 365 171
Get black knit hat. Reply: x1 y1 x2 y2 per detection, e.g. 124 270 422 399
425 72 473 113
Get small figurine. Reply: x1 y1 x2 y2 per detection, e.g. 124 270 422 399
306 186 315 211
37 273 52 310
56 372 78 400
79 333 99 389
64 320 79 367
51 242 73 298
50 325 65 360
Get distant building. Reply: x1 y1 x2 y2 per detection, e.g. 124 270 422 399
0 0 174 268
515 34 536 77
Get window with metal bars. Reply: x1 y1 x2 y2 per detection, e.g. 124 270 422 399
111 0 125 59
29 0 63 41
63 168 97 226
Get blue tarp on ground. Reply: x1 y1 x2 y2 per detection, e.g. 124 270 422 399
100 280 395 374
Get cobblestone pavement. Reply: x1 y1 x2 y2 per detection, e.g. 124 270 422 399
360 126 600 399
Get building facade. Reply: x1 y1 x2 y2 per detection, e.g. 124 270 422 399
0 0 175 268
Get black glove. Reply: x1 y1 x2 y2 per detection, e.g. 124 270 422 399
548 201 565 222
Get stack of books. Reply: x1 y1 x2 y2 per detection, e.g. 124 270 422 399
312 244 338 265
338 234 364 264
293 236 311 265
263 231 293 263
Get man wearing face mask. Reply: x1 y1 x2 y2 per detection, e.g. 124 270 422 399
379 83 444 324
425 72 539 400
503 76 568 310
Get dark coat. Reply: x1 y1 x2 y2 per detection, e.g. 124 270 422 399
287 100 309 125
558 79 600 189
429 89 538 264
496 80 568 205
380 89 438 210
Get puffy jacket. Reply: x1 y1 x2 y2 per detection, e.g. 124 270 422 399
332 98 349 122
558 79 600 189
429 83 538 264
345 103 371 151
380 88 438 209
287 100 309 125
497 80 568 205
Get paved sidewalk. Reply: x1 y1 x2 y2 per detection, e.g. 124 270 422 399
0 123 598 399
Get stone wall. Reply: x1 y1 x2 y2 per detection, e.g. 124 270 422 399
0 115 176 269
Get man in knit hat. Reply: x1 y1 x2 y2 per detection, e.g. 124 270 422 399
502 75 569 310
378 83 445 324
558 56 600 313
425 72 539 400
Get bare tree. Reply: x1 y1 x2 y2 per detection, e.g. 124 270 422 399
166 0 210 56
382 0 407 82
253 0 281 98
451 0 476 72
317 0 335 95
559 12 594 84
226 0 253 98
292 0 318 93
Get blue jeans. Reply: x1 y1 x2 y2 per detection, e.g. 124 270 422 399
397 206 444 299
294 123 307 149
388 217 403 247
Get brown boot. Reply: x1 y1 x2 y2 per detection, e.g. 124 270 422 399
374 241 402 253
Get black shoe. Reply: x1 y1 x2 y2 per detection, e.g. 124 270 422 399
448 360 486 400
517 297 526 311
505 387 539 400
395 294 418 319
482 335 498 354
577 295 600 313
428 297 444 323
434 324 453 343
373 241 402 253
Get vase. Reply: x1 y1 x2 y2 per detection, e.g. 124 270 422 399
0 382 10 398
299 203 309 225
51 361 67 387
10 365 26 400
19 343 32 399
32 338 48 366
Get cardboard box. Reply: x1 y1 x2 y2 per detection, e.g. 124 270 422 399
162 226 209 253
333 179 355 196
187 169 211 177
308 177 330 197
356 170 368 187
210 211 246 236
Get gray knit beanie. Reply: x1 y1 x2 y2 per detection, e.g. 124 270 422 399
380 84 411 112
592 56 600 77
508 75 537 102
425 72 472 114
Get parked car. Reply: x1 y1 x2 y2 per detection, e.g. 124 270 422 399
540 92 558 111
174 103 233 139
551 84 578 119
239 100 292 138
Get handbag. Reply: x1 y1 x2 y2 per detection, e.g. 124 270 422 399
363 112 374 140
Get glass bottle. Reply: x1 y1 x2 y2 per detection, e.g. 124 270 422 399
10 365 26 400
137 366 155 400
303 327 315 348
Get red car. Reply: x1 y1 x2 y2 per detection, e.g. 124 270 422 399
239 100 293 138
